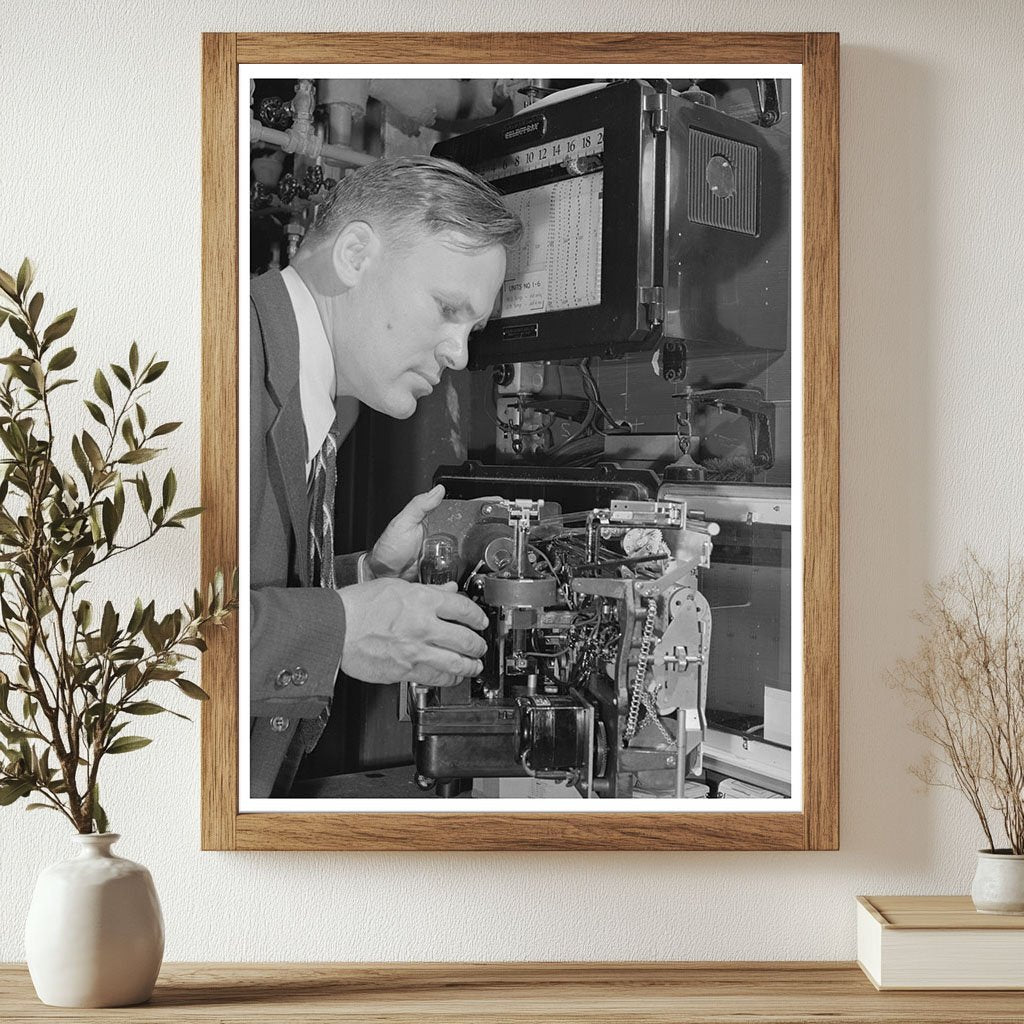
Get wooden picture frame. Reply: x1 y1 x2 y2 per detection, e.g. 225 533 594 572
201 32 839 851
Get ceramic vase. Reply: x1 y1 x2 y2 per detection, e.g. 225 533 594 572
970 849 1024 915
25 833 164 1007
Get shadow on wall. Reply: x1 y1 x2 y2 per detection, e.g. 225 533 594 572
838 48 937 868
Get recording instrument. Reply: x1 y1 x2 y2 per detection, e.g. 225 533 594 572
432 79 788 368
412 497 718 798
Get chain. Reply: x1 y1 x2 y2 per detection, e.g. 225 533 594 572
625 597 657 741
641 689 676 745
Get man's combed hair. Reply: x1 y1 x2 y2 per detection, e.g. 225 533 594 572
309 155 522 251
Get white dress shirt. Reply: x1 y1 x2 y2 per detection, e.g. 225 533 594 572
279 266 337 480
280 266 369 582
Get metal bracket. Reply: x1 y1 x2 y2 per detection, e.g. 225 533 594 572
639 285 664 326
756 79 782 128
663 645 703 670
643 92 668 133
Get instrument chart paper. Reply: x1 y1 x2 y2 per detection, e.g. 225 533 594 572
489 129 605 320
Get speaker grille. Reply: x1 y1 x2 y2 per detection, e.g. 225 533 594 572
688 128 759 236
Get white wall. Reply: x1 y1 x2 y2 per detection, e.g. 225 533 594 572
1 0 1022 961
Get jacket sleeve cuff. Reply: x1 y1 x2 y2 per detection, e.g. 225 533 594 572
250 587 346 718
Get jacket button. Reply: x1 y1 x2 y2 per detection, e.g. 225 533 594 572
292 666 308 686
270 716 290 733
275 669 293 689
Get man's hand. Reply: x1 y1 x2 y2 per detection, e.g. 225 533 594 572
365 483 445 581
338 578 487 688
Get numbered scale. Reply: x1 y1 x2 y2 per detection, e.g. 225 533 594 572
473 129 605 183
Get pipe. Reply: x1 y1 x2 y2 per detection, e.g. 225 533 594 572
249 120 375 168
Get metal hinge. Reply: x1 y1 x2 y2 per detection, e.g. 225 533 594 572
640 286 664 325
643 92 668 133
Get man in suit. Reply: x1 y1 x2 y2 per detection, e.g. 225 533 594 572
249 156 520 798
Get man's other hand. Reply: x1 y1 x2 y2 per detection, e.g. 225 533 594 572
365 483 445 581
337 579 487 688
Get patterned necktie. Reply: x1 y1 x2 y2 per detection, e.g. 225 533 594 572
298 420 341 758
308 421 340 589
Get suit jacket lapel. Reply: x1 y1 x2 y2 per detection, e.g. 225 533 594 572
252 271 312 587
267 388 311 586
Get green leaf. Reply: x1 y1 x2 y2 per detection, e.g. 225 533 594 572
9 317 31 345
118 448 157 465
83 701 115 729
142 615 162 652
0 309 9 331
26 803 61 813
93 369 113 409
136 473 152 513
16 258 35 298
105 736 152 755
124 701 173 716
142 360 168 383
126 598 145 635
27 292 43 328
101 498 117 546
168 507 203 524
71 435 91 482
176 679 210 701
88 507 102 544
47 346 76 371
76 600 93 630
0 722 28 743
42 308 76 343
81 431 104 471
110 644 144 661
110 363 131 389
136 404 147 432
100 601 117 647
162 468 176 508
150 421 181 438
0 779 33 805
91 785 108 834
147 667 181 680
0 268 18 300
121 418 137 449
83 400 106 427
129 342 139 375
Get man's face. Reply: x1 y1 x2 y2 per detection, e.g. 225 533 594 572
333 228 506 419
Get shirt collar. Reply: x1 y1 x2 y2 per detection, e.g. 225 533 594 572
280 266 336 476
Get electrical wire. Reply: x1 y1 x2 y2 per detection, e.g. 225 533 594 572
485 381 548 436
579 359 632 435
539 398 597 461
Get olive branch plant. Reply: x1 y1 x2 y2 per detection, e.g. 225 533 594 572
0 259 236 834
894 552 1024 854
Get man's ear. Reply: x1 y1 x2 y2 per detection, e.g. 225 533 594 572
330 221 379 287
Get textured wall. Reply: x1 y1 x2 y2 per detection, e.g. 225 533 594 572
1 0 1022 961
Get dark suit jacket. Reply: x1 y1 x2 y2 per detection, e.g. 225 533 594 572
249 270 361 798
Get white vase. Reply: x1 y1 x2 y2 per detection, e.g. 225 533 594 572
24 833 164 1007
971 849 1024 915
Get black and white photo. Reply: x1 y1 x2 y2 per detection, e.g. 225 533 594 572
241 68 799 811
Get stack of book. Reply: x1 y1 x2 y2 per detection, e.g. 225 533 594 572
857 895 1024 990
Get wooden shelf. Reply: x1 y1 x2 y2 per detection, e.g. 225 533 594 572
3 962 1024 1022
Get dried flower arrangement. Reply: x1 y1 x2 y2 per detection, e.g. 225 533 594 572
894 552 1024 854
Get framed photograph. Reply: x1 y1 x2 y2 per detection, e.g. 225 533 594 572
201 33 838 850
